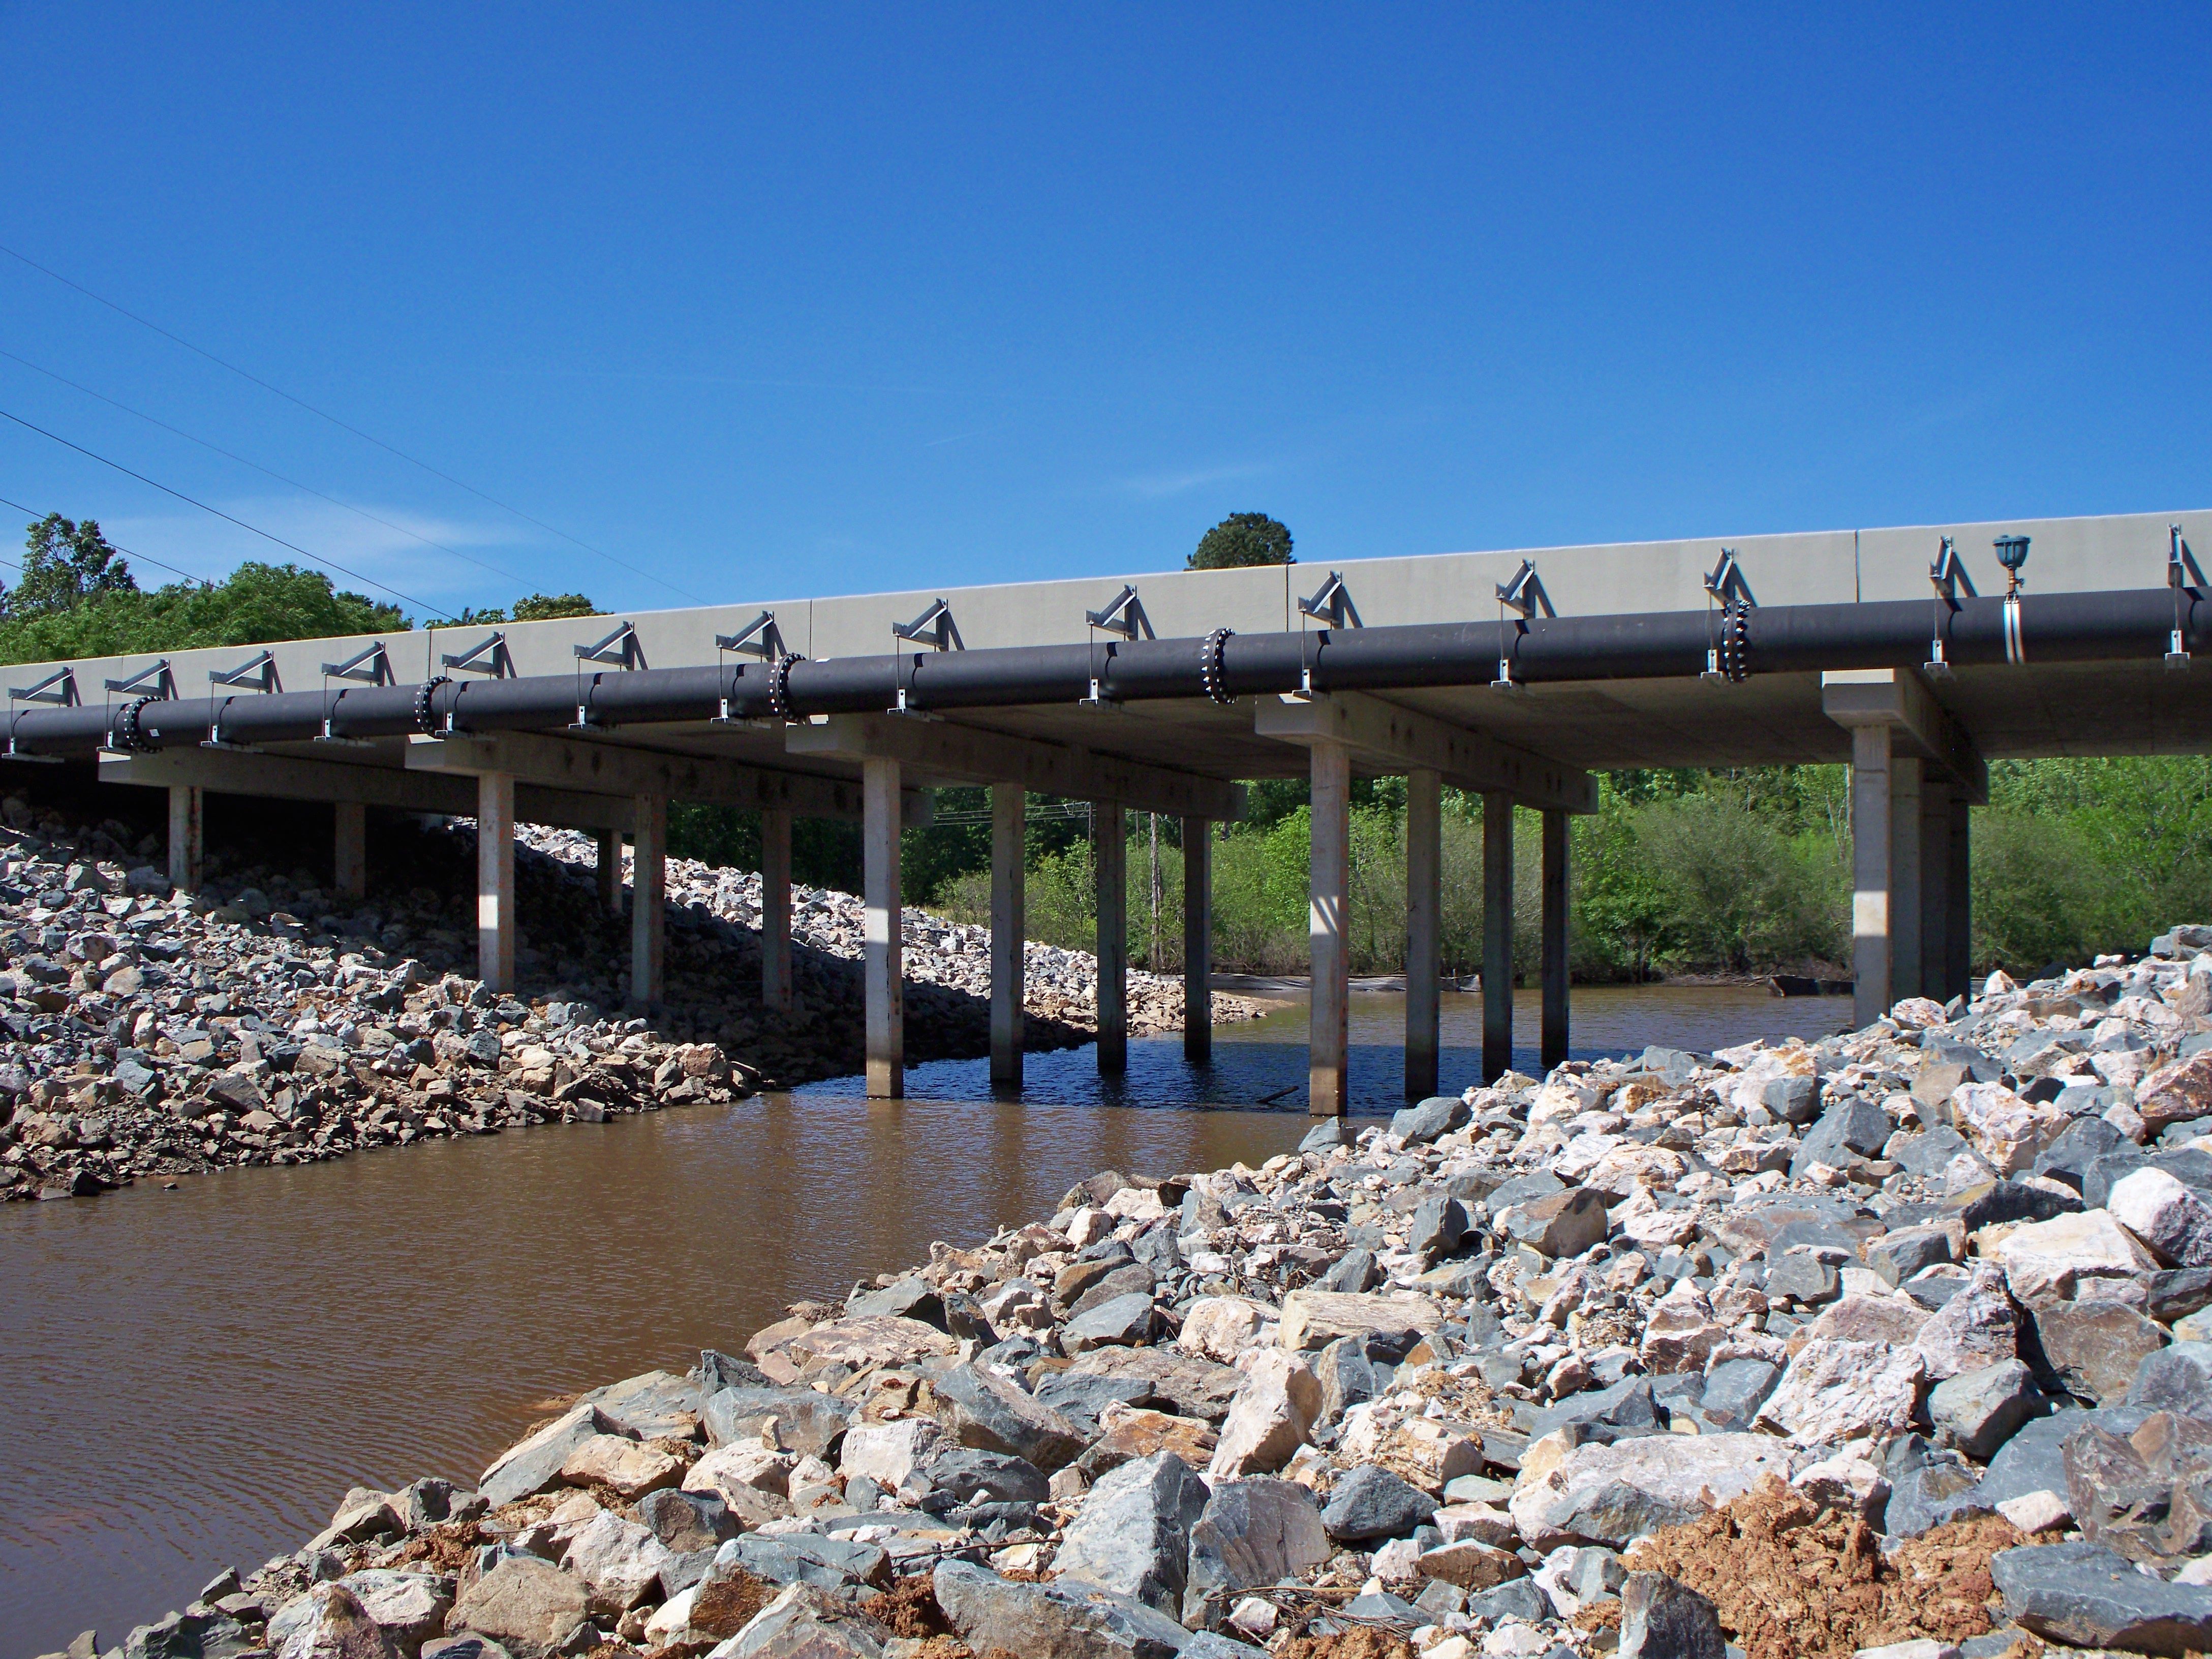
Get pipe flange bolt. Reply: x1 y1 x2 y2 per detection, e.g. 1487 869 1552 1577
413 675 451 735
1201 627 1235 704
112 695 157 753
767 651 805 719
1722 598 1751 682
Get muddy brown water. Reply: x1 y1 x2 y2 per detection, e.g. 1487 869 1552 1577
1 985 1848 1650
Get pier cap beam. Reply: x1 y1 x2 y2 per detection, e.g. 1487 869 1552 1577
101 746 634 832
406 730 928 822
1254 690 1596 815
785 714 1244 821
1821 669 1989 802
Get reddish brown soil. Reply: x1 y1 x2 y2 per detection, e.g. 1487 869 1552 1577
689 1566 776 1638
1625 1474 2023 1659
1274 1631 1419 1659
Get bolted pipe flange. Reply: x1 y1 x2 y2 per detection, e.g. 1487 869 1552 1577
111 695 157 753
767 651 805 719
1201 627 1235 704
413 675 451 735
1721 598 1752 682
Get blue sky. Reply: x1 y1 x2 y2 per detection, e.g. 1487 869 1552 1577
1 4 2204 619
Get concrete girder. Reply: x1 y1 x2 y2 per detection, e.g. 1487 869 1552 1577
404 730 931 822
784 714 1245 821
100 746 635 832
1252 691 1597 814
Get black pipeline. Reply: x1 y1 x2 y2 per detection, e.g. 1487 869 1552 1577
6 585 2200 758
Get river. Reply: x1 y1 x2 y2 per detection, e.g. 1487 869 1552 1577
0 984 1848 1650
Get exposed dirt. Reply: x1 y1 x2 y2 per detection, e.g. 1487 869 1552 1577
688 1566 777 1638
1624 1474 2023 1659
872 1574 956 1639
1273 1631 1419 1659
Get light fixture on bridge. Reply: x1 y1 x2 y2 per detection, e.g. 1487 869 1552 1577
2170 525 2204 672
1492 560 1553 691
1993 536 2031 664
1925 538 1977 678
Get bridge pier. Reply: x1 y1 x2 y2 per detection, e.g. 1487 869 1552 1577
761 807 793 1013
990 782 1024 1089
1309 739 1351 1115
630 793 667 1008
1095 802 1126 1076
1183 816 1211 1064
863 756 904 1098
477 771 515 994
596 829 623 913
167 784 202 894
1405 767 1441 1099
333 802 367 901
1542 808 1570 1072
1483 791 1514 1082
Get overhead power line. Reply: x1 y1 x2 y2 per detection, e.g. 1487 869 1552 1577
0 409 434 611
0 489 216 585
0 345 536 592
0 241 711 603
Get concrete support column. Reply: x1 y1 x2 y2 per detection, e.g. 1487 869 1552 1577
761 808 793 1013
1541 807 1570 1073
477 771 516 995
631 793 667 1008
596 829 623 914
1948 795 1973 1000
167 784 203 894
1483 791 1513 1083
1405 767 1441 1100
1919 776 1953 1003
333 802 367 901
1850 724 1892 1029
1308 740 1351 1116
863 756 904 1098
1095 802 1127 1076
990 783 1025 1090
1183 817 1213 1064
1888 754 1924 1008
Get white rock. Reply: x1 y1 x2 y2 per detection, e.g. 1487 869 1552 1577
1178 1296 1277 1363
1996 1208 2158 1307
2107 1166 2212 1268
1951 1081 2067 1175
1207 1349 1320 1477
1756 1339 1924 1446
1791 1452 1889 1522
562 1510 671 1611
836 1418 942 1489
1994 1489 2072 1534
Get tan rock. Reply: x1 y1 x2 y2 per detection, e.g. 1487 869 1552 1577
1088 1402 1219 1471
1178 1295 1276 1363
1639 1280 1724 1374
783 1314 958 1369
1276 1289 1441 1354
2136 1049 2212 1132
1756 1339 1924 1447
1418 1539 1526 1590
1805 1293 1930 1347
1206 1350 1321 1477
1951 1081 2067 1175
1339 1408 1481 1496
559 1434 681 1498
1996 1208 2158 1309
446 1556 589 1658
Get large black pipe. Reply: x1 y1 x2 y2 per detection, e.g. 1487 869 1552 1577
7 585 2198 758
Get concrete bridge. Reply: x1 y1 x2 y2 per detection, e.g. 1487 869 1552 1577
6 506 2208 1112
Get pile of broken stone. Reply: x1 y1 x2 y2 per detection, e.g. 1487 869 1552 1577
0 795 1251 1203
67 930 2212 1659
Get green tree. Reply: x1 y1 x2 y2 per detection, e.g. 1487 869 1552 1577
9 514 136 619
511 592 600 620
1188 512 1294 570
0 560 406 665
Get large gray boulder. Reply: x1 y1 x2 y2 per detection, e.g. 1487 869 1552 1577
1063 1292 1161 1353
2127 1341 2212 1417
1790 1097 1893 1178
477 1403 612 1509
1617 1572 1725 1659
933 1363 1088 1472
1319 1464 1436 1542
1928 1360 2039 1461
702 1387 854 1460
932 1557 1222 1656
1182 1477 1330 1628
1052 1451 1210 1616
921 1445 1051 1508
1991 1540 2212 1654
268 1584 394 1659
715 1583 894 1658
1391 1095 1469 1145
